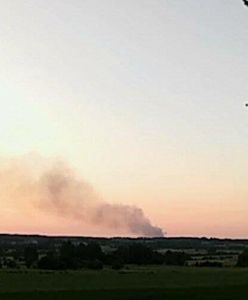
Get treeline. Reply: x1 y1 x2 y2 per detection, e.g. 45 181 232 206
0 242 189 270
37 242 190 270
1 234 248 251
237 250 248 267
1 241 247 270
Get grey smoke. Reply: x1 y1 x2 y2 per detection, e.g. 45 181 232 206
0 158 164 237
94 204 163 237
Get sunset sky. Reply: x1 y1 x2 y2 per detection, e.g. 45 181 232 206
0 0 248 238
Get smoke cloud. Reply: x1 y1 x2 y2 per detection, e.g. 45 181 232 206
0 157 164 237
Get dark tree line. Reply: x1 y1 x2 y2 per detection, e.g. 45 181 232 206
1 242 247 270
236 250 248 267
20 242 189 270
38 242 105 270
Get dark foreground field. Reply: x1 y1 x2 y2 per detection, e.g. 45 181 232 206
0 267 247 300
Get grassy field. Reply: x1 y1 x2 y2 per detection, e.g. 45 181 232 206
0 266 247 299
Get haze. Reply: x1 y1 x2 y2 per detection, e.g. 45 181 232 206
0 0 248 238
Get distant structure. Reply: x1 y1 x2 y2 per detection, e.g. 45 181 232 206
243 0 248 7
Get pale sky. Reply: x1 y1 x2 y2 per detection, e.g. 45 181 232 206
0 0 248 237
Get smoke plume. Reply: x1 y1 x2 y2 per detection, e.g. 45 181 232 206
0 157 164 237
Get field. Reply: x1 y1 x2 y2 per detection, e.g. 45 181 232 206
0 266 247 299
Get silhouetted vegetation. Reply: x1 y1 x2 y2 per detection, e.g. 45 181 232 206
0 234 247 270
37 242 105 270
24 245 38 268
163 250 189 266
38 252 61 270
237 250 248 267
22 242 190 270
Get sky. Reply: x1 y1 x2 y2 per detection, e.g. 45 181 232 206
0 0 248 238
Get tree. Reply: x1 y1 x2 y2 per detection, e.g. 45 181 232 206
59 241 77 269
86 259 103 270
5 258 18 269
24 245 38 268
115 243 155 265
237 250 248 267
75 243 87 260
38 250 63 270
84 242 104 260
164 250 189 266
